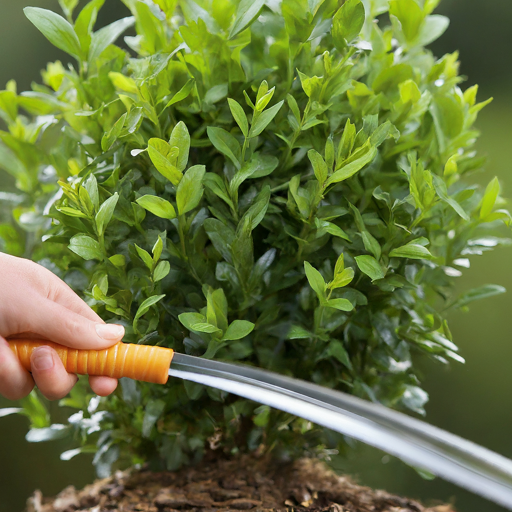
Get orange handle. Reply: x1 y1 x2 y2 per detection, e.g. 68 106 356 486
8 340 174 385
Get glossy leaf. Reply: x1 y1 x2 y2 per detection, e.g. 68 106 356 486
221 320 255 341
332 0 365 51
136 195 176 219
24 7 82 59
176 165 205 215
68 234 102 260
229 0 265 39
355 255 385 281
147 138 182 185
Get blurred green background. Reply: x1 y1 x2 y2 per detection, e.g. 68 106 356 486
1 1 511 511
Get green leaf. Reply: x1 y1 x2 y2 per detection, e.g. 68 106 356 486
332 0 365 51
204 84 228 105
190 322 222 334
136 195 176 219
287 325 312 339
480 177 500 219
204 218 235 262
314 218 351 242
207 126 241 169
399 79 421 103
24 7 83 59
135 244 154 270
84 174 99 211
355 255 385 281
68 234 102 260
169 121 190 173
432 95 464 139
153 236 163 261
370 121 400 147
221 320 255 341
108 71 138 94
89 16 134 63
95 193 119 236
74 0 105 53
253 405 270 427
58 0 79 19
142 399 165 438
164 78 195 109
255 86 275 112
450 284 506 310
176 165 205 215
179 312 206 331
57 206 89 219
147 138 183 185
230 154 278 195
326 340 353 369
204 173 234 209
389 0 425 43
304 261 326 300
432 174 469 221
326 145 377 186
101 113 126 151
228 98 248 137
416 15 449 46
308 149 328 186
109 254 126 267
228 0 265 39
329 268 354 290
390 243 432 260
249 100 284 137
362 231 381 260
134 295 165 324
241 185 270 230
325 298 354 311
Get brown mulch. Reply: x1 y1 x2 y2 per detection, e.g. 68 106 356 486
26 455 455 512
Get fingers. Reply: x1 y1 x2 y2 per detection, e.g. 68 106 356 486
26 299 125 350
0 338 118 401
30 346 78 401
46 275 103 323
0 337 34 400
89 376 118 396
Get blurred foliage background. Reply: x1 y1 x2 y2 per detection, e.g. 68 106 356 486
0 1 511 511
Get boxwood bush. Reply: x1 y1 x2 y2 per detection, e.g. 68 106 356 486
0 0 510 475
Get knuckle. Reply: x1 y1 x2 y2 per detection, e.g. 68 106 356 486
40 376 77 402
0 378 33 401
64 317 83 339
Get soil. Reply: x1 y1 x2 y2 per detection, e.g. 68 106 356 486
26 455 455 512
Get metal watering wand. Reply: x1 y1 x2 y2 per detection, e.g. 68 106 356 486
8 338 512 509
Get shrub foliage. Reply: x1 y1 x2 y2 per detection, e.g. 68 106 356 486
0 0 510 474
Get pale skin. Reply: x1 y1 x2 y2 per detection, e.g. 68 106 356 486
0 253 123 401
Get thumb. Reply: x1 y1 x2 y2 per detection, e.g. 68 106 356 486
26 299 124 350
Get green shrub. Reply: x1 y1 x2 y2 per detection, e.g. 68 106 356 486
0 0 510 475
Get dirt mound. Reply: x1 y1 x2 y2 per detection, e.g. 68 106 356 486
26 455 454 512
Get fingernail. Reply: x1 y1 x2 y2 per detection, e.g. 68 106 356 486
95 323 125 341
32 348 54 371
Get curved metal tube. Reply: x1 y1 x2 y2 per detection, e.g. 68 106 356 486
170 353 512 509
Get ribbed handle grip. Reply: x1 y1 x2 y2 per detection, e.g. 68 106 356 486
8 340 174 384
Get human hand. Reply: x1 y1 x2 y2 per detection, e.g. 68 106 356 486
0 253 123 401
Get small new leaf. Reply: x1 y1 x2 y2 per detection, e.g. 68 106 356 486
304 261 326 300
228 98 248 137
